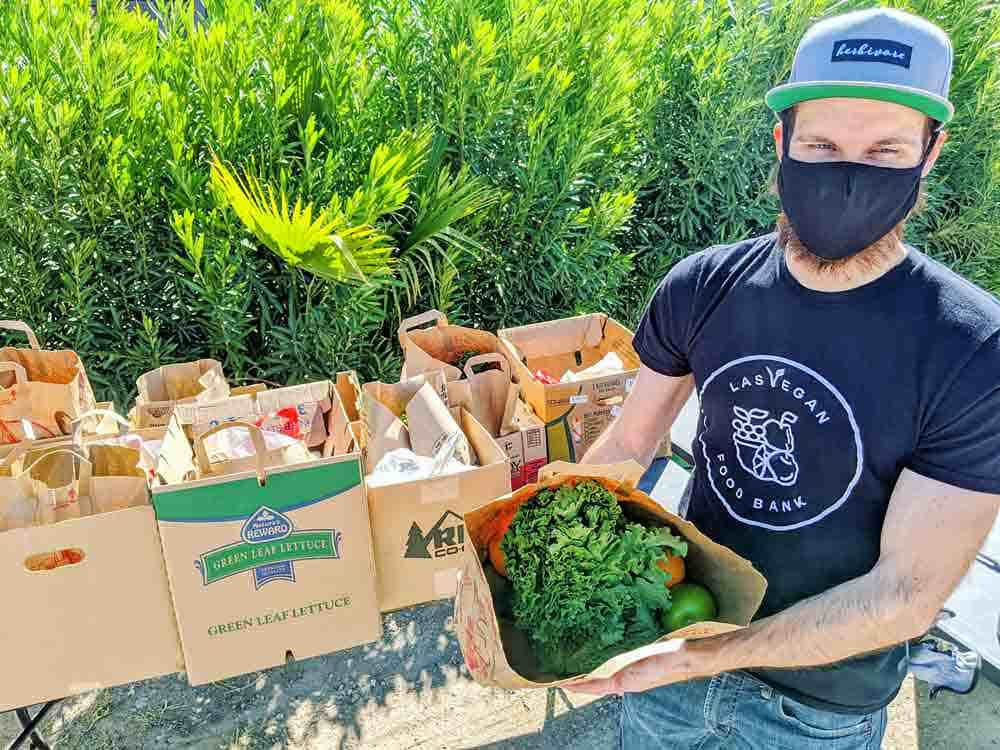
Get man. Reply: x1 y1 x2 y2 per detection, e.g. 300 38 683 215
571 8 1000 749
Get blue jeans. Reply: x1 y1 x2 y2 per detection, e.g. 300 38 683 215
621 672 888 749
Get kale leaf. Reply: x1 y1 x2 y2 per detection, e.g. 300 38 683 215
500 480 688 676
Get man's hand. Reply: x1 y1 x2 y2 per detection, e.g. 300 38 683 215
565 640 716 696
568 469 999 694
582 365 694 466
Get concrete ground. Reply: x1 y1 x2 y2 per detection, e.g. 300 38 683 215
3 601 998 749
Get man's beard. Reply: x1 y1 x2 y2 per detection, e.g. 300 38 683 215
776 213 906 281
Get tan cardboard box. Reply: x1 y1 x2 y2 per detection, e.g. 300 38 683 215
498 314 641 463
358 378 511 612
455 462 766 689
151 385 380 686
496 402 547 490
0 504 183 711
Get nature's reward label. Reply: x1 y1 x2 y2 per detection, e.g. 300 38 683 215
196 506 342 589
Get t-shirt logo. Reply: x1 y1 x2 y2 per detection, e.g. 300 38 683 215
731 406 800 486
831 38 912 69
699 355 863 531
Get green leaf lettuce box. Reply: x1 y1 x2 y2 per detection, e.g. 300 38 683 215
153 453 381 686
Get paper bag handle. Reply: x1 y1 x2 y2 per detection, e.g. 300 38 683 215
538 460 645 488
0 361 28 386
70 409 131 440
194 420 269 485
20 448 92 493
0 321 41 350
398 310 448 343
462 353 510 381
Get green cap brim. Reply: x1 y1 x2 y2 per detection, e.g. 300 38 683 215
766 81 953 123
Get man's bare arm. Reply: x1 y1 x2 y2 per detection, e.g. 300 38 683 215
582 365 695 467
571 469 999 694
693 469 999 672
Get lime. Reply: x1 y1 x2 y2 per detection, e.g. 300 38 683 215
660 582 718 633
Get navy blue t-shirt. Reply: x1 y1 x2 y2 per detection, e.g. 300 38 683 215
634 233 1000 713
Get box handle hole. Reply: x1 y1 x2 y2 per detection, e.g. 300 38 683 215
25 547 86 572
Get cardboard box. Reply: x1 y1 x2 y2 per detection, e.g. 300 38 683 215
151 386 380 685
496 402 547 490
0 503 182 711
498 314 641 462
358 378 511 612
454 461 766 689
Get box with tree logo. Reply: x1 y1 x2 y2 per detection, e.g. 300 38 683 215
150 382 380 686
358 377 511 612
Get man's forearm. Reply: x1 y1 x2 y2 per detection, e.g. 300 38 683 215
581 415 660 467
689 563 938 674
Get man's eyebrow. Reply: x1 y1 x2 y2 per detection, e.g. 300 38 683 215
792 133 834 142
872 135 922 147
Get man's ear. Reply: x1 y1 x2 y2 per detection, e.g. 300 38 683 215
922 130 949 177
774 121 784 160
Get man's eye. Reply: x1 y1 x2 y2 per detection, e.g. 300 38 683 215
876 147 899 154
809 143 834 150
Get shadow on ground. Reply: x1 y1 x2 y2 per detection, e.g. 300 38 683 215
3 601 997 749
0 601 617 750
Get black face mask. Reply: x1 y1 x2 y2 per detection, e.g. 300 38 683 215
777 122 938 260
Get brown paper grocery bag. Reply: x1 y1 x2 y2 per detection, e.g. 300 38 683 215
87 444 150 514
0 320 97 443
455 461 767 689
193 421 312 480
132 359 228 427
398 310 500 382
19 449 93 526
361 372 448 471
462 354 519 438
405 382 473 465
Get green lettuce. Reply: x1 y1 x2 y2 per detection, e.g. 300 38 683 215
500 480 688 676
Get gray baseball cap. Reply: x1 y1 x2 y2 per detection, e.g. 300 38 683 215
766 8 954 123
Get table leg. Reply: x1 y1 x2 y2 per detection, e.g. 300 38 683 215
8 701 58 750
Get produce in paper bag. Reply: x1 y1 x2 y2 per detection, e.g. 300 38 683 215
398 310 500 382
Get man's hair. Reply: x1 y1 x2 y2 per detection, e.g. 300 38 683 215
778 107 941 149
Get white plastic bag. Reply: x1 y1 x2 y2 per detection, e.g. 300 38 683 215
560 352 624 382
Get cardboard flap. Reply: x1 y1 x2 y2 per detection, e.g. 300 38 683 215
498 314 608 361
457 471 767 689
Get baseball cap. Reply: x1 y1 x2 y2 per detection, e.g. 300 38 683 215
766 8 954 123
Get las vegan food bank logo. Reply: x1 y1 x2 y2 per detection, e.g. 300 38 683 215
196 506 342 589
699 355 863 532
405 510 465 559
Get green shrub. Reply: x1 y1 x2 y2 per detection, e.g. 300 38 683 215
0 0 997 405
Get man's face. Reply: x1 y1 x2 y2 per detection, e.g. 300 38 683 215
773 98 948 277
774 98 944 173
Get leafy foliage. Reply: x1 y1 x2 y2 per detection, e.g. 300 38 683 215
501 480 688 676
0 0 996 405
